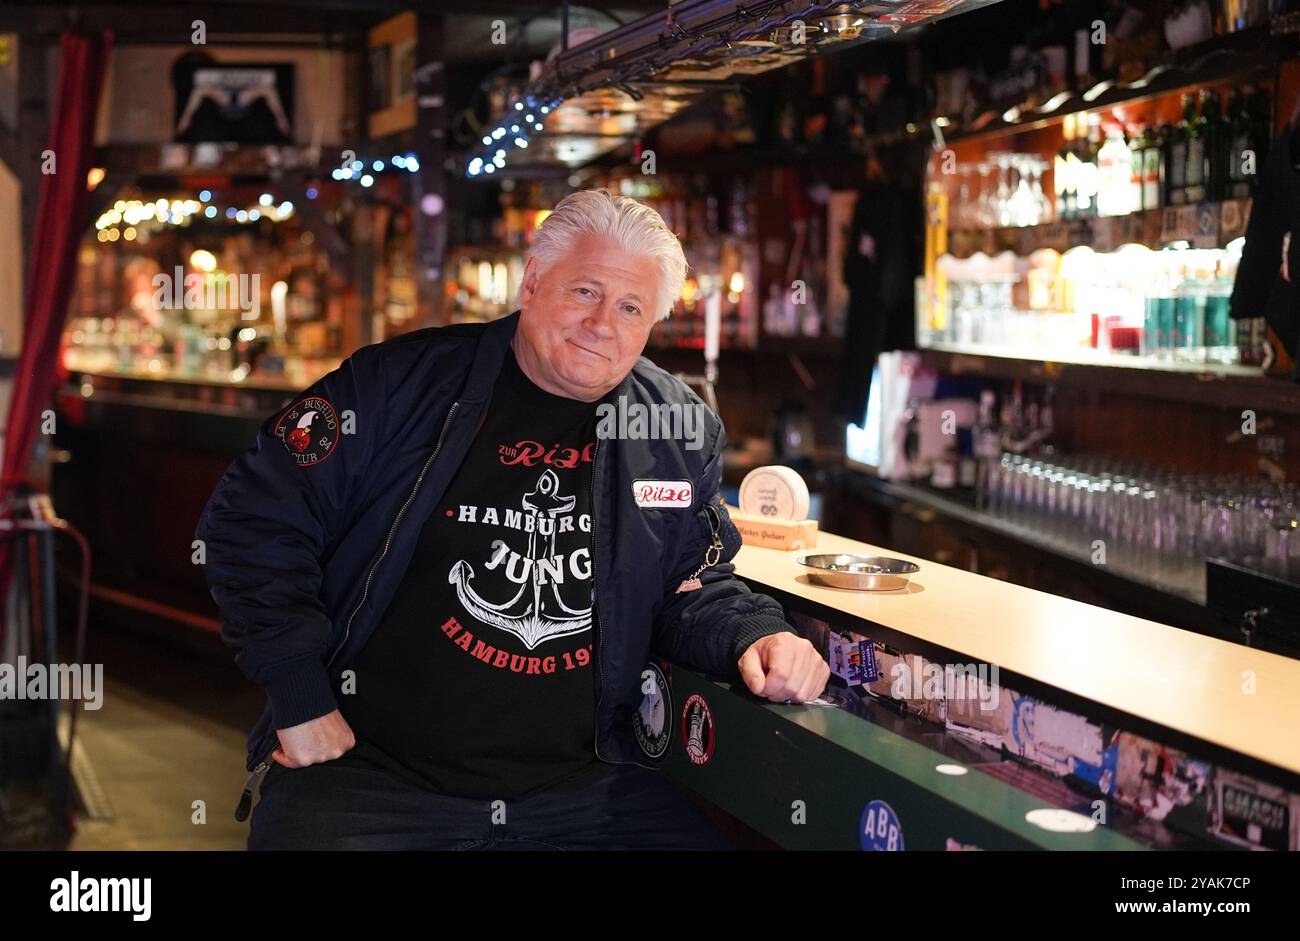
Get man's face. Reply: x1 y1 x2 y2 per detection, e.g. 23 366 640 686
514 232 662 402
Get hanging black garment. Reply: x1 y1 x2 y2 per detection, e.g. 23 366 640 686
836 181 921 424
1230 131 1300 365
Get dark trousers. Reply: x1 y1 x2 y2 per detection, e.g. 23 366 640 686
248 755 734 850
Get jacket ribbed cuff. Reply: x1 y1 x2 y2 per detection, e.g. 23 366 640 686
264 661 339 731
731 615 799 666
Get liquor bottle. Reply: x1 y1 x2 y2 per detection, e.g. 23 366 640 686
1128 124 1146 211
973 388 1002 509
1072 17 1101 92
1142 256 1176 359
1183 92 1207 204
1030 0 1071 101
1060 114 1079 219
1200 87 1227 202
1005 380 1027 453
1075 112 1102 216
804 58 831 146
1172 259 1209 363
1098 121 1134 216
1247 85 1273 181
1237 316 1267 368
1226 89 1249 198
1167 97 1192 206
775 80 802 145
1205 255 1237 364
931 433 958 489
1141 123 1164 211
1055 114 1074 219
729 176 749 238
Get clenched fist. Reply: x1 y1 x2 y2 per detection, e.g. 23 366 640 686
738 633 830 703
272 709 356 768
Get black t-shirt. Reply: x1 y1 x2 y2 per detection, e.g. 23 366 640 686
338 346 601 799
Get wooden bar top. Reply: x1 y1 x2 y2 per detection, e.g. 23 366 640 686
734 530 1300 778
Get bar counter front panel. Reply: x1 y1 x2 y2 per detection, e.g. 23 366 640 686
53 372 291 635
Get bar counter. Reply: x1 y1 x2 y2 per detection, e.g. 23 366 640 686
733 530 1300 782
646 528 1300 850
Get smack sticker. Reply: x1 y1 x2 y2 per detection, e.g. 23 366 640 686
275 396 340 468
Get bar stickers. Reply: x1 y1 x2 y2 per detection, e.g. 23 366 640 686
859 800 904 851
633 661 672 760
681 693 715 765
829 632 879 686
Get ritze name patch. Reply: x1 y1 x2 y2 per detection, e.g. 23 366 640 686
632 480 693 508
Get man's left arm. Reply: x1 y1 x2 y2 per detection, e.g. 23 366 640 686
651 424 829 703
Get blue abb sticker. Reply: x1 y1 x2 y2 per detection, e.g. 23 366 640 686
859 800 904 851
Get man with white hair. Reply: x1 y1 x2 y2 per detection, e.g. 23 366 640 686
198 188 828 850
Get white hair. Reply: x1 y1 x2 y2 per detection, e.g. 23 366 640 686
527 187 686 321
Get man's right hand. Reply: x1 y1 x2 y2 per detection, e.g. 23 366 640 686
272 709 356 768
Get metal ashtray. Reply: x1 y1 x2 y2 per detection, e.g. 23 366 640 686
796 554 920 591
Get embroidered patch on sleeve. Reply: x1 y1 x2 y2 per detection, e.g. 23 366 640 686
274 396 340 468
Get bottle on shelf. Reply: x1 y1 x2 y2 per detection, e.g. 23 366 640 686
931 434 959 489
1073 113 1102 217
1200 87 1228 203
1183 91 1207 204
973 388 1002 510
1247 85 1272 173
1237 316 1268 367
1097 121 1136 216
1128 123 1146 212
1060 114 1080 219
1055 113 1075 220
1142 255 1177 359
1227 87 1252 199
1004 380 1027 453
1167 96 1193 206
1171 258 1209 363
1141 122 1164 212
1204 254 1238 365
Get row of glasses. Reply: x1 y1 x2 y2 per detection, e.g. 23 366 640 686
978 452 1300 600
952 155 1052 229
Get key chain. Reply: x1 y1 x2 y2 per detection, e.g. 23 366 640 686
676 501 724 593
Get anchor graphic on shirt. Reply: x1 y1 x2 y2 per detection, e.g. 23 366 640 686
448 468 592 650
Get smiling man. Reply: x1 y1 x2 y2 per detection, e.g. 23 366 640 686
197 188 828 850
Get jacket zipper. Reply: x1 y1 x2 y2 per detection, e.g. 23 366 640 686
589 436 606 762
237 401 462 821
326 401 461 671
235 759 272 821
588 430 662 772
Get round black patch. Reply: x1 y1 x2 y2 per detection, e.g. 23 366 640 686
274 396 340 468
633 661 672 760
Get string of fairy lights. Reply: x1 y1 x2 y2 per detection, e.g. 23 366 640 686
329 151 422 185
466 97 556 178
93 150 423 243
93 191 299 243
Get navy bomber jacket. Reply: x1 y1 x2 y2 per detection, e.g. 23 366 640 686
196 310 796 776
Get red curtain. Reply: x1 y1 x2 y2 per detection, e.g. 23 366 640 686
0 31 112 628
